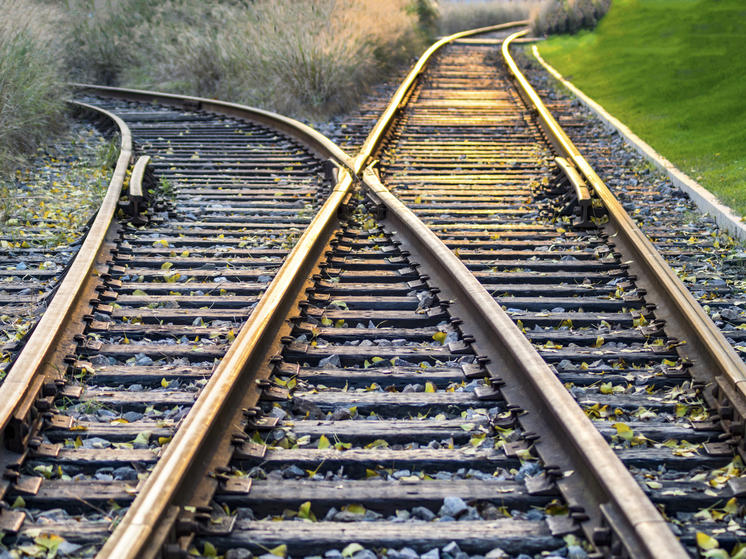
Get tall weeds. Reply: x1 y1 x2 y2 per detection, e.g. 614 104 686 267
61 0 427 119
438 0 542 35
0 0 66 178
530 0 612 36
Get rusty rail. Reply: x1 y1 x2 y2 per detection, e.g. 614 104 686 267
352 20 528 173
72 84 356 174
502 29 746 464
89 88 355 559
0 102 132 454
352 27 688 559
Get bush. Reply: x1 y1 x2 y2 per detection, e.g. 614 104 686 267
0 0 67 178
63 0 159 85
61 0 428 119
438 0 543 35
530 0 612 36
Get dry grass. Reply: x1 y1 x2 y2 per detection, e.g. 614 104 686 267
0 0 67 178
530 0 611 36
61 0 428 119
438 0 543 34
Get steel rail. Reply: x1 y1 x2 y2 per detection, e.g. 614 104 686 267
72 84 356 174
0 101 131 451
352 20 528 173
93 92 356 558
359 165 686 558
502 30 746 452
353 29 687 559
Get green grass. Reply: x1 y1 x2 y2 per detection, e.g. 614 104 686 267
537 0 746 216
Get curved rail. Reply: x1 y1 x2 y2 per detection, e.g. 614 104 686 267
353 26 687 559
72 84 356 174
0 102 132 451
352 20 528 172
502 30 746 457
88 89 355 558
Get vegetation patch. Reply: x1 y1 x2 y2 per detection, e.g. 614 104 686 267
63 0 433 120
531 0 611 36
437 0 542 35
0 0 67 179
537 0 746 215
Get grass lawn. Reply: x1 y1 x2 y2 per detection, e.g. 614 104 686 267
537 0 746 216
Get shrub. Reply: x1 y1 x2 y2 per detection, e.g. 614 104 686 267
530 0 612 36
0 0 67 178
63 0 159 85
61 0 428 119
438 0 542 35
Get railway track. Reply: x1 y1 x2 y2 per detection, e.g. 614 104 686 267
519 46 746 369
1 21 745 559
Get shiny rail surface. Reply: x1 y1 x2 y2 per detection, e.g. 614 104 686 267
0 102 132 475
0 89 350 554
2 21 745 559
345 24 746 559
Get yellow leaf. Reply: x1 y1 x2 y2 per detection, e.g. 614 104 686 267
696 532 719 550
432 331 447 345
425 382 436 393
298 501 316 521
269 544 287 557
318 435 330 449
342 543 364 557
612 422 633 441
594 336 604 348
724 497 739 515
161 378 170 388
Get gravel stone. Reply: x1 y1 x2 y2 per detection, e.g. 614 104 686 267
134 353 153 366
318 354 341 368
331 407 352 421
567 546 589 559
411 506 436 521
283 465 305 478
122 411 144 422
484 549 508 559
397 548 420 559
226 550 253 559
438 496 468 518
420 550 439 559
442 542 460 555
112 466 138 481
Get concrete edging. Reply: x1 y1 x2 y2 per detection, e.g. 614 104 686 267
531 45 746 241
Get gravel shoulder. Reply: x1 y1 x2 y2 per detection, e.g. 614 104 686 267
0 121 111 379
